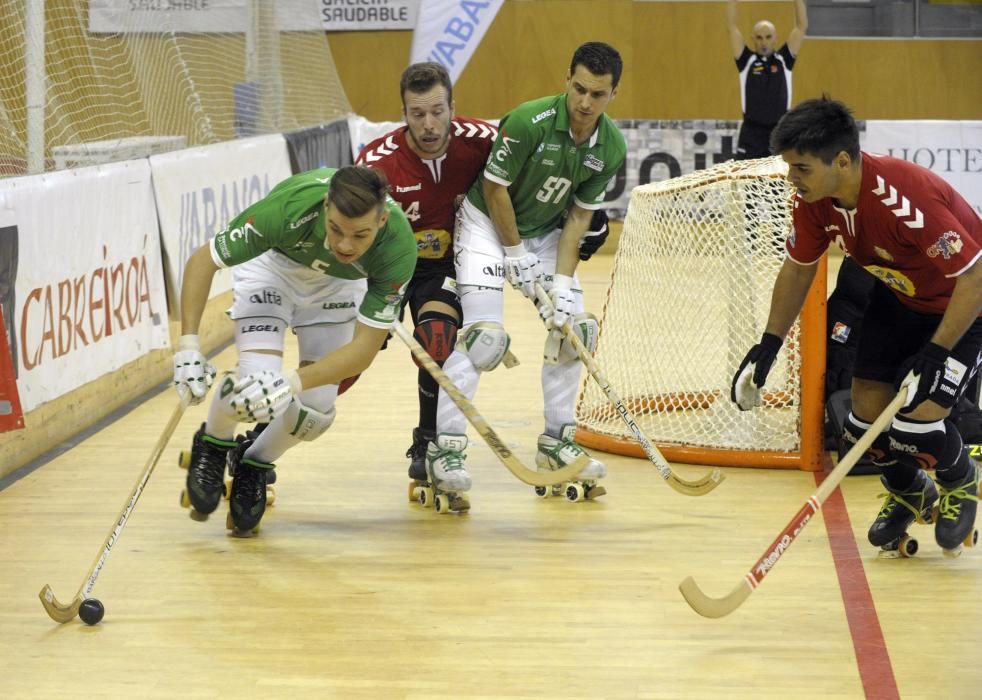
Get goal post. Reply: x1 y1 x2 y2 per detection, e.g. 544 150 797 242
576 156 827 471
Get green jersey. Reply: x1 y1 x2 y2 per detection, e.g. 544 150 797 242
210 168 417 328
467 93 626 239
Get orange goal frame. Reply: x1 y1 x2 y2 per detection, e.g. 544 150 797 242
577 255 828 472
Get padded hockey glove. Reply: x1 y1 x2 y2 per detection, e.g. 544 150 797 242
503 243 544 299
580 209 610 260
231 370 302 422
731 332 783 411
173 334 216 405
548 274 576 330
578 209 610 261
896 342 949 412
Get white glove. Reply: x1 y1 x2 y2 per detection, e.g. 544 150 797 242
231 370 302 422
173 335 216 405
503 243 544 299
548 274 576 329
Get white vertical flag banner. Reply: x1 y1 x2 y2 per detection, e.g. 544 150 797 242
410 0 504 84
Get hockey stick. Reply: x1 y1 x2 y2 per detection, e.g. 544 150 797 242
39 396 189 623
679 388 908 618
390 322 590 487
533 284 724 496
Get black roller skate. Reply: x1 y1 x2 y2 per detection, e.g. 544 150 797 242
179 423 237 521
229 423 276 505
406 427 434 500
935 459 980 557
226 440 276 537
870 470 938 558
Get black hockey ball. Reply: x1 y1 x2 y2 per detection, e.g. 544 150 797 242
79 598 104 625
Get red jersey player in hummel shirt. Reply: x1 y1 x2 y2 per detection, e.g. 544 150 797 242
357 62 496 486
731 97 982 558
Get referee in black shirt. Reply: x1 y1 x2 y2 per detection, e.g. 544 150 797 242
726 0 808 160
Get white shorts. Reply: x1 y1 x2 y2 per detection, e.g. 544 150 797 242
229 251 366 333
454 199 581 291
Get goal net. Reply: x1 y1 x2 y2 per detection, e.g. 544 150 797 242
0 0 351 177
576 156 827 470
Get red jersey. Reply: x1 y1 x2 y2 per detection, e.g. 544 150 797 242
357 116 496 270
788 152 982 314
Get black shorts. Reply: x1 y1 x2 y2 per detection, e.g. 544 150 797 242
853 282 982 408
400 259 462 323
736 120 775 160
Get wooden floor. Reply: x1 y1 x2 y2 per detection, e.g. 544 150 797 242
2 257 981 700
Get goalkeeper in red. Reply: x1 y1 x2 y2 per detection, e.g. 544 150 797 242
732 97 982 554
426 42 626 501
172 165 416 534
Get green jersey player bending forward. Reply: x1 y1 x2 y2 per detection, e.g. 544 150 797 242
426 42 627 501
173 165 416 535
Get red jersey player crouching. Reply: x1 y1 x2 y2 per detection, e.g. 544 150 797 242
356 62 495 493
732 97 982 556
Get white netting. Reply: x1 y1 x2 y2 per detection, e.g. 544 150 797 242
0 0 350 177
578 156 805 458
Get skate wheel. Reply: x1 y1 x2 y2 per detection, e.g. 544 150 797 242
434 494 450 514
178 450 190 470
408 481 421 502
266 487 276 507
180 489 191 509
898 535 918 558
418 486 433 508
966 528 979 548
565 482 585 503
534 485 550 498
189 508 208 523
222 478 232 500
942 545 963 559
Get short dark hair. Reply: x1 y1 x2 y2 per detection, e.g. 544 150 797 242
769 96 861 164
570 42 623 89
399 62 453 108
327 165 390 218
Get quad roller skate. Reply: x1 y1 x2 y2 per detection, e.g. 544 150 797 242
226 440 276 537
179 423 237 521
406 427 435 500
226 424 276 506
412 433 471 514
534 424 606 502
933 460 980 558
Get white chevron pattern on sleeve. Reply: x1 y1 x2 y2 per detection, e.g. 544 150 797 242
871 175 925 231
361 135 400 163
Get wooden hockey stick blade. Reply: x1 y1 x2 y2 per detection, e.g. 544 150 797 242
390 322 589 487
533 283 723 496
678 389 908 618
38 585 82 623
38 397 189 623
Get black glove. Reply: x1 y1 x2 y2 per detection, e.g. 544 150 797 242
578 209 610 261
895 342 948 412
730 333 783 410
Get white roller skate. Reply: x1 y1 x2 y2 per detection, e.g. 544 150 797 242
535 424 606 502
412 433 471 514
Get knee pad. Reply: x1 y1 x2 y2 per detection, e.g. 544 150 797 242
457 321 512 372
283 385 338 442
412 311 458 366
841 412 894 467
888 417 962 472
544 312 599 364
